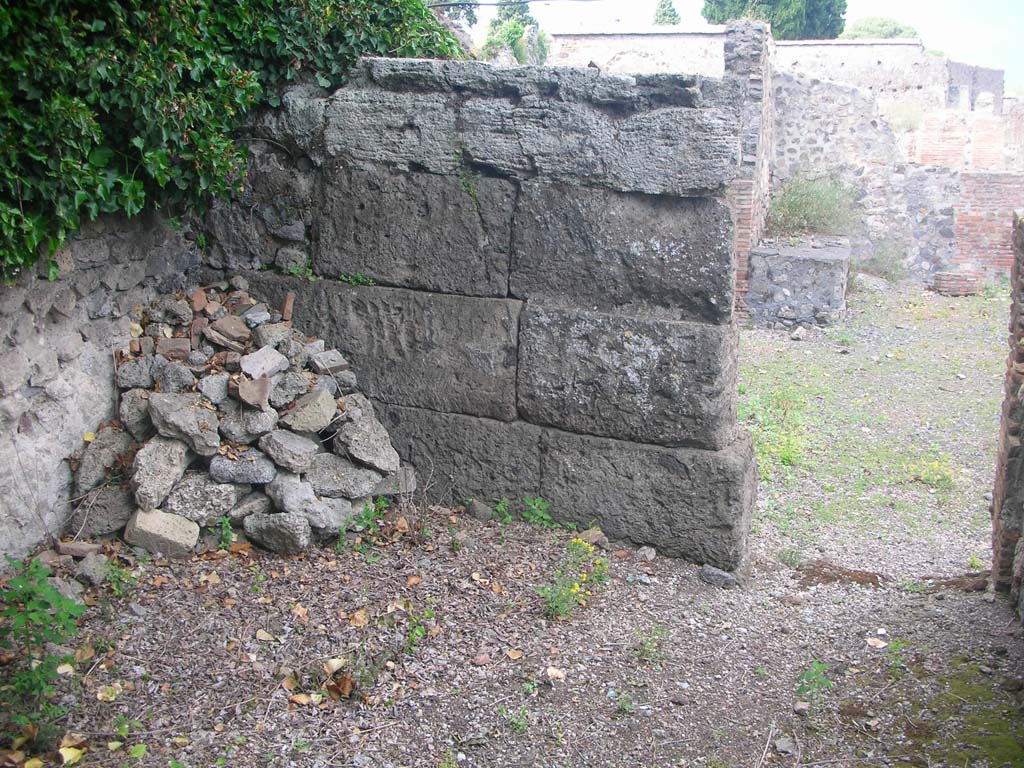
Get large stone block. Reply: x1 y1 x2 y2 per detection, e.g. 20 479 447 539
539 431 756 570
745 241 850 327
377 404 542 506
518 306 737 449
511 183 734 322
245 275 522 421
459 98 738 195
323 90 458 173
316 165 516 296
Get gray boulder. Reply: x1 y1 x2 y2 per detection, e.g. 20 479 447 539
116 356 155 389
148 393 221 456
219 404 279 444
244 512 311 554
68 485 135 537
119 388 153 441
308 497 353 538
161 472 252 526
124 509 199 556
240 345 289 379
154 359 196 394
259 429 320 473
229 492 273 523
132 436 194 510
280 388 337 433
270 371 310 409
334 410 400 475
209 451 278 485
76 426 132 495
198 373 230 405
266 471 319 515
307 453 382 499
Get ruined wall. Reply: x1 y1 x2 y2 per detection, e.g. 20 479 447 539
954 174 1024 274
774 40 951 114
991 212 1024 607
724 23 775 301
0 215 199 561
549 29 726 76
205 58 757 569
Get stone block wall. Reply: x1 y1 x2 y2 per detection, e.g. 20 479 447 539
549 29 727 77
0 214 200 562
991 212 1024 611
745 240 849 327
206 58 757 569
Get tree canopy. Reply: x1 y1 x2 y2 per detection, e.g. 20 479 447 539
654 0 682 25
841 16 919 39
701 0 847 40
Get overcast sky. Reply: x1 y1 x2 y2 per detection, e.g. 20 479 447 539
469 0 1023 89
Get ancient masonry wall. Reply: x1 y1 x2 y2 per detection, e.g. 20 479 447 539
0 215 200 561
204 58 758 569
992 212 1024 610
955 174 1024 275
724 23 775 301
549 29 726 77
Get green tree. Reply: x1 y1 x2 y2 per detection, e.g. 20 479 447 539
654 0 682 25
481 1 548 64
437 1 480 28
841 17 918 39
701 0 846 40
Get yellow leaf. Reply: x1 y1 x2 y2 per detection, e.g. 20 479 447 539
866 638 888 649
59 733 87 749
59 747 85 765
505 649 524 660
25 759 45 768
199 572 221 585
96 683 122 702
349 608 369 627
288 693 312 706
255 629 275 642
546 666 566 681
82 432 96 443
129 322 143 338
323 658 346 676
107 741 124 751
56 663 75 676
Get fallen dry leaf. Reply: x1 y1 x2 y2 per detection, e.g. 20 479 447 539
505 649 524 660
58 748 85 766
472 654 491 666
406 575 423 587
349 608 369 627
323 658 346 676
96 683 121 702
255 629 276 642
546 666 566 681
291 603 309 622
198 572 221 585
866 637 888 649
288 693 313 706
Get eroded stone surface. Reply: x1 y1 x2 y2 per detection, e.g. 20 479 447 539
124 509 200 556
161 472 251 526
148 393 221 457
132 436 193 511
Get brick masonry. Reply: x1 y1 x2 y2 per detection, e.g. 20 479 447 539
955 174 1024 275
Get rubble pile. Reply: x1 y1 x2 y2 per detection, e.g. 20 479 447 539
68 277 414 555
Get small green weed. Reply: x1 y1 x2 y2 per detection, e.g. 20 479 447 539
338 272 376 286
633 623 670 664
438 750 458 768
0 558 86 738
215 515 235 550
778 548 804 569
967 554 986 571
899 578 927 593
405 605 436 654
613 691 636 715
521 496 556 527
104 558 139 598
347 497 389 554
796 660 834 700
902 454 956 490
885 638 910 678
286 262 317 282
537 538 609 619
494 497 513 524
738 384 808 479
499 705 530 733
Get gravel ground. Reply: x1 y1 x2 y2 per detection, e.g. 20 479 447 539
8 279 1024 767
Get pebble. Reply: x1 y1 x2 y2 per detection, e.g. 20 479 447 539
636 546 656 562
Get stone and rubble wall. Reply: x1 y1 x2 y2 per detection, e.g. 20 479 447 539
992 212 1024 611
550 29 727 77
204 58 758 569
745 239 849 327
0 215 200 561
955 174 1024 275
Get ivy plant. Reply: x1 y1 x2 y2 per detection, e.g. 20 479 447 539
0 0 461 283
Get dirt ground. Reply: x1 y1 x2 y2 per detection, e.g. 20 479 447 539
18 279 1024 767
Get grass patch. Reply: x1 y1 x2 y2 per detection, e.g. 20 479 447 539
767 174 856 237
738 383 809 480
